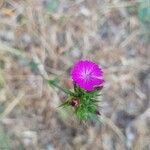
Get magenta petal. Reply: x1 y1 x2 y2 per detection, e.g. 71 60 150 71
71 60 105 91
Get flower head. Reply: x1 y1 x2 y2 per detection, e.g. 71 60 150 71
71 60 104 91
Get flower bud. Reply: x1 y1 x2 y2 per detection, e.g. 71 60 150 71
70 98 80 107
94 85 103 91
96 110 101 115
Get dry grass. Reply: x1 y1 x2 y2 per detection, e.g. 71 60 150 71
0 0 150 149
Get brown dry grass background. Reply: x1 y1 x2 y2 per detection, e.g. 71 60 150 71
0 0 150 150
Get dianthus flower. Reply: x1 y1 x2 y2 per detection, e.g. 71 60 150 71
71 60 104 91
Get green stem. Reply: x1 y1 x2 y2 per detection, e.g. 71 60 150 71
48 80 73 95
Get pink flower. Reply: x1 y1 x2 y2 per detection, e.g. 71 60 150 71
71 60 104 91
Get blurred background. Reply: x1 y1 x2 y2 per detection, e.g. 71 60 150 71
0 0 150 149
